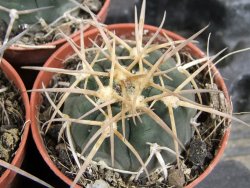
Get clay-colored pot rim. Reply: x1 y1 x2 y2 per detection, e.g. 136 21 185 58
31 23 231 187
0 59 30 184
8 0 111 51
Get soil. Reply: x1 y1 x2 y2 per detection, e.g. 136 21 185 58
0 0 104 46
0 68 25 175
38 37 229 187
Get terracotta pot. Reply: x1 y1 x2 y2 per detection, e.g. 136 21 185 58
0 59 30 187
3 0 110 66
31 23 231 187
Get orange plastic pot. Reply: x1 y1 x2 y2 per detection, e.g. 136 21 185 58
0 59 30 187
3 0 110 66
31 23 231 187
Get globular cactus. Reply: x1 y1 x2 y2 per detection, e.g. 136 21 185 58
63 47 196 173
0 0 103 45
34 0 237 186
0 0 77 44
0 0 75 26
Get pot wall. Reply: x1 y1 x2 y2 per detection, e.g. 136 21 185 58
0 59 30 188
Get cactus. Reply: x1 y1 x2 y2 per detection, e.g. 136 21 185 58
0 0 75 26
63 46 197 173
0 0 103 45
31 0 242 186
0 0 75 44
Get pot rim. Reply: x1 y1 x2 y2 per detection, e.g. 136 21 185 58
8 0 111 51
0 59 30 185
31 23 231 187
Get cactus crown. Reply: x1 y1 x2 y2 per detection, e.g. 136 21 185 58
63 35 197 174
32 0 239 187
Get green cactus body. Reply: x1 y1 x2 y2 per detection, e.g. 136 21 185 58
63 44 197 174
0 0 75 25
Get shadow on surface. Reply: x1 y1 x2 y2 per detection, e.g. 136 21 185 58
197 160 250 188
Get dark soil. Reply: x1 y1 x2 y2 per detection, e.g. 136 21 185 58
0 68 25 175
0 0 104 46
38 39 229 187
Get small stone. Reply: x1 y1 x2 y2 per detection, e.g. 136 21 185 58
55 143 72 167
1 129 19 151
114 172 120 178
0 145 10 161
21 36 30 44
188 138 207 166
35 32 45 38
87 179 110 188
55 23 72 37
168 169 185 188
84 0 102 12
99 168 104 174
105 170 114 182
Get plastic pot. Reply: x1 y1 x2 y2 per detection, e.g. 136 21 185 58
0 59 30 187
3 0 110 66
3 0 110 90
30 23 231 187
